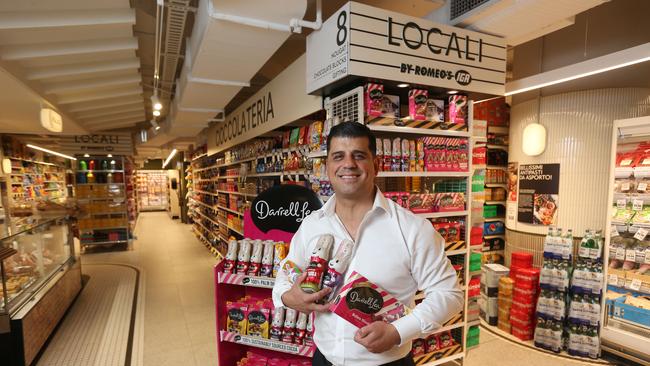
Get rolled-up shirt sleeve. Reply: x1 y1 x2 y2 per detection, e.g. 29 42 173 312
392 220 464 345
272 222 310 309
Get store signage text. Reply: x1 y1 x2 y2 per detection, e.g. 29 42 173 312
74 135 121 145
250 185 322 234
388 18 485 61
306 2 506 95
214 92 274 147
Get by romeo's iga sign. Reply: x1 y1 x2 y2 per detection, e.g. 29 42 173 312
243 185 323 242
306 1 507 95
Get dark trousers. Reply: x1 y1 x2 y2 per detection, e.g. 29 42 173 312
312 348 416 366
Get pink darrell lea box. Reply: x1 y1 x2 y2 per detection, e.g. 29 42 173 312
329 271 410 328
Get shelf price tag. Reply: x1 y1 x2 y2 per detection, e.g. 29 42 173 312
629 278 642 291
626 250 637 262
632 199 644 211
638 182 648 192
608 274 618 286
646 251 650 264
615 247 626 260
634 228 648 241
611 225 619 238
616 199 627 209
621 182 631 191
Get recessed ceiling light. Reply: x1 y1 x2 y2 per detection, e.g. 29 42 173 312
83 153 90 157
155 126 161 131
397 83 410 88
153 110 161 117
27 144 77 161
107 154 112 158
447 90 459 94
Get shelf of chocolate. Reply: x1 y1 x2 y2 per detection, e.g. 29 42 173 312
219 331 315 357
417 210 468 219
367 124 470 137
217 272 276 289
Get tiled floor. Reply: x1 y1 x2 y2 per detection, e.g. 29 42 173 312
81 212 220 366
43 212 621 366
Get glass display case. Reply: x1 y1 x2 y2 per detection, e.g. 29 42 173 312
0 216 81 366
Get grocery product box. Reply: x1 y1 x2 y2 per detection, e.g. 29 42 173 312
483 263 510 288
612 296 650 328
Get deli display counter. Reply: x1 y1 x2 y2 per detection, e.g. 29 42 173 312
0 216 81 366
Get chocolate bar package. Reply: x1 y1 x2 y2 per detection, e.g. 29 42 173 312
330 271 410 328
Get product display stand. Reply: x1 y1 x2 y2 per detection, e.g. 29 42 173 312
74 155 130 249
135 170 168 211
601 116 650 365
214 261 315 365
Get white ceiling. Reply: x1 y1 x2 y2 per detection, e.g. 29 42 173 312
0 0 145 133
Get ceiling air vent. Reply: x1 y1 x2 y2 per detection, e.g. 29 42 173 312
325 87 364 125
450 0 493 20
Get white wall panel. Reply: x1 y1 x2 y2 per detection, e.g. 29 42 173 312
508 88 650 235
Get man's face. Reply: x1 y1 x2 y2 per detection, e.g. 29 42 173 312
327 136 378 199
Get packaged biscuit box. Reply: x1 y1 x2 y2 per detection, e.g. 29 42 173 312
329 271 410 328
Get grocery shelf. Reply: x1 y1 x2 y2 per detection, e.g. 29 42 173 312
417 210 468 219
81 240 128 246
216 190 257 198
76 170 124 173
217 205 244 216
367 124 470 137
469 270 482 277
247 170 309 178
213 156 257 168
484 216 505 222
487 126 509 134
219 330 315 357
486 165 507 170
227 225 244 236
467 319 481 327
195 190 218 196
414 346 463 366
217 272 276 289
446 249 466 256
378 171 470 178
483 234 505 240
195 210 220 226
191 153 207 161
194 219 214 234
217 175 240 180
307 150 327 159
87 212 128 216
193 199 216 210
485 200 506 205
80 226 129 231
76 183 125 185
485 183 508 189
486 144 508 151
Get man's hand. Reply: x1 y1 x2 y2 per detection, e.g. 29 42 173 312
280 272 332 314
354 321 401 353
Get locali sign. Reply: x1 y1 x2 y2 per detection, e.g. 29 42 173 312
59 132 133 155
306 1 506 95
248 185 323 236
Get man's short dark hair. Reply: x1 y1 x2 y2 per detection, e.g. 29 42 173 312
326 121 377 156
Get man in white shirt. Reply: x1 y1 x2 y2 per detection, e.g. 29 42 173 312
272 122 464 366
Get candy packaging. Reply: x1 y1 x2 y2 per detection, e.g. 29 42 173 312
300 234 334 294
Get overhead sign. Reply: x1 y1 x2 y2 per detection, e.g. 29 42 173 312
243 184 323 243
517 164 560 226
59 132 133 155
208 54 322 155
306 2 506 95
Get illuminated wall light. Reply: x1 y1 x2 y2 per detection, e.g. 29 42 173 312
151 95 163 111
447 90 459 94
162 148 177 168
84 153 90 157
2 158 12 174
27 144 77 160
397 83 410 88
522 123 547 156
153 110 161 117
505 42 650 96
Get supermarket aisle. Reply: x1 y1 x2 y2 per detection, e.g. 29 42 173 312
79 212 220 366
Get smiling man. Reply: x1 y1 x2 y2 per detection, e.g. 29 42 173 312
272 121 463 366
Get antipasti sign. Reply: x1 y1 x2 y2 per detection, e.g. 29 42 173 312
306 2 506 95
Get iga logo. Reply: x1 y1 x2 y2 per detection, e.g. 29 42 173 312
455 70 472 86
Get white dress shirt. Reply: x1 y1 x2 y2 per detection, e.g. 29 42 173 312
272 189 464 366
